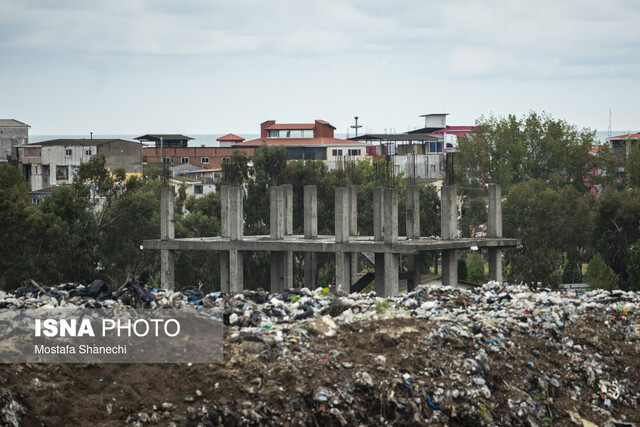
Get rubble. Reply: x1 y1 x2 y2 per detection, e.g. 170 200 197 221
0 280 639 425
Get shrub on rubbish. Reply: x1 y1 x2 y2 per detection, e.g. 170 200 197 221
585 253 619 292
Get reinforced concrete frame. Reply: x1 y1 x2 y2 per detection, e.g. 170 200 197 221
146 183 518 296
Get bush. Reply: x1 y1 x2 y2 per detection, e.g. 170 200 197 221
628 242 640 291
562 262 582 284
467 253 486 284
585 253 619 291
457 259 468 281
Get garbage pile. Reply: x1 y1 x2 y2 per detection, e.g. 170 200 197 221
0 280 639 426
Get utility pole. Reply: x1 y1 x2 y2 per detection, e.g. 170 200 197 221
351 116 363 138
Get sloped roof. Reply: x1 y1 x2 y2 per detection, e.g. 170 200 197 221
217 133 245 142
0 119 30 127
608 133 640 140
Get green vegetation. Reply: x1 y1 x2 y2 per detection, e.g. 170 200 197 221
2 111 638 292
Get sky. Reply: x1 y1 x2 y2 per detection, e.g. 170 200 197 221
1 0 639 136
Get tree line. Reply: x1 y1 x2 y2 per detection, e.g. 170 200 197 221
2 111 638 292
456 111 640 290
0 150 441 291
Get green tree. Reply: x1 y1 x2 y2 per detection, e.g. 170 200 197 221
627 240 640 291
28 185 98 285
457 112 599 195
467 252 486 284
593 188 640 281
0 165 33 288
585 253 619 291
459 198 487 238
625 141 640 188
503 180 564 287
221 150 250 187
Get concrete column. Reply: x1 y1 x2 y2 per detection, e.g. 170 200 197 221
442 249 458 288
373 188 384 241
440 186 457 240
382 188 399 296
348 185 358 287
220 185 230 292
488 184 503 282
406 185 421 292
283 184 293 235
282 184 294 289
160 186 175 290
440 185 458 287
304 185 318 289
270 186 286 293
373 188 385 295
383 188 398 244
335 187 350 294
220 185 229 238
228 187 244 292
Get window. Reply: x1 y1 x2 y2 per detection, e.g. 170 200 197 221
65 148 72 156
194 185 203 195
85 148 92 156
181 157 189 163
332 149 343 156
268 129 314 138
56 166 68 181
201 157 210 164
348 149 361 156
267 130 280 138
430 164 436 173
162 157 171 164
222 156 231 162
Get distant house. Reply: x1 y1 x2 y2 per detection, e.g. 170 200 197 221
142 146 256 171
17 138 142 191
0 119 30 164
135 134 193 148
608 133 640 181
233 119 368 169
216 133 245 147
349 113 475 181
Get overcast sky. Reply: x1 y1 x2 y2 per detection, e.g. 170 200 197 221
1 0 639 136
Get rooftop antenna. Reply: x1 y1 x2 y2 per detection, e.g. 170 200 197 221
90 132 93 140
351 116 362 138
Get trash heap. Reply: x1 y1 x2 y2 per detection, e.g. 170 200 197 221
1 280 639 426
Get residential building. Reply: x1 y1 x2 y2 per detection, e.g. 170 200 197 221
0 119 30 164
135 134 193 148
217 133 245 147
349 113 474 181
233 120 368 169
142 146 256 170
608 133 640 181
17 138 142 191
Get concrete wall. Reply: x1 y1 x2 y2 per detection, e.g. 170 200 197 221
97 141 142 173
0 125 29 162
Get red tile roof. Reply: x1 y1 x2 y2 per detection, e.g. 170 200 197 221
217 133 245 142
608 133 640 140
234 137 367 147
